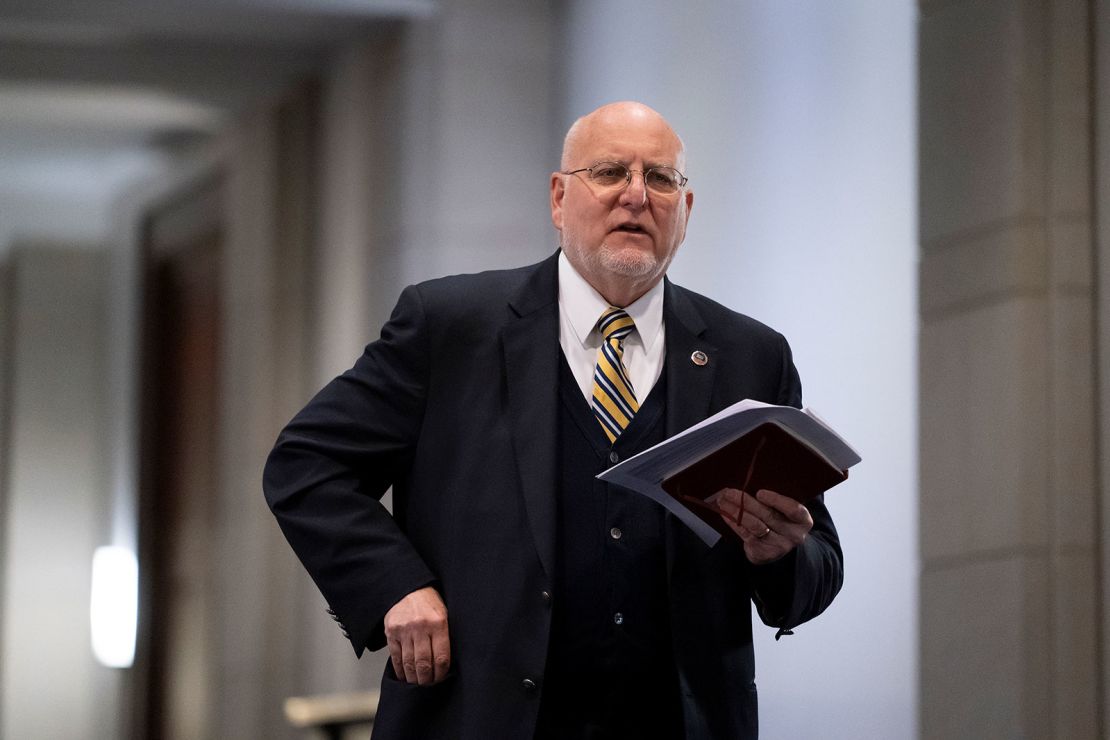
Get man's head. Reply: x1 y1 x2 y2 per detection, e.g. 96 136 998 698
550 101 694 307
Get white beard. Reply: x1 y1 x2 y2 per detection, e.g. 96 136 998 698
563 236 665 284
595 241 659 278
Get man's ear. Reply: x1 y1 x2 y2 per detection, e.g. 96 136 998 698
678 188 694 241
550 172 566 230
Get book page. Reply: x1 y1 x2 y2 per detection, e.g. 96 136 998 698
612 398 776 469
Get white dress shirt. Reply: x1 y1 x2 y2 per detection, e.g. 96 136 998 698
557 251 666 405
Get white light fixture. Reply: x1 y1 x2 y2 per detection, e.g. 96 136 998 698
90 546 138 668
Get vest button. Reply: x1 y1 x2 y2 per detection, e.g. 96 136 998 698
613 612 624 625
541 590 552 604
609 451 620 464
609 527 622 540
522 678 537 692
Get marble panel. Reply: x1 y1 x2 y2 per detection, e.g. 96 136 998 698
433 13 557 259
1051 549 1099 739
3 247 111 740
444 0 556 62
1049 294 1097 548
919 0 1044 244
1097 0 1110 723
1048 0 1092 217
920 297 1049 561
919 222 1046 317
1050 217 1095 291
920 556 1049 739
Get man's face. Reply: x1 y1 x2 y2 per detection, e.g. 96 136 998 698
550 106 694 304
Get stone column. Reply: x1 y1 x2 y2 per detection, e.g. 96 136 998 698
919 0 1100 736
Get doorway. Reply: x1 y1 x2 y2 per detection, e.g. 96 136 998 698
134 177 224 740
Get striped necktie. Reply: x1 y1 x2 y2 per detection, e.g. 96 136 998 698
592 307 639 442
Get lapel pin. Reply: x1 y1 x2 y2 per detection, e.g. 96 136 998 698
691 350 708 366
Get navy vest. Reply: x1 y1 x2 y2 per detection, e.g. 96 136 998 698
535 354 683 738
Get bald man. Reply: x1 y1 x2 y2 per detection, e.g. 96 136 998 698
265 102 843 740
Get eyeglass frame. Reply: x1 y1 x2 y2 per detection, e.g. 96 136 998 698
561 161 689 194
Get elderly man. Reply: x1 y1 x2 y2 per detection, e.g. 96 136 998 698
264 101 842 739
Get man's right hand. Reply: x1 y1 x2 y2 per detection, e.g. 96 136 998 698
383 586 451 685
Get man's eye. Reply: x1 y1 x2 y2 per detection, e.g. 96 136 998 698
593 166 625 181
648 170 677 188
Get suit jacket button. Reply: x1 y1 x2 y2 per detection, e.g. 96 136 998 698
522 678 537 692
541 590 552 604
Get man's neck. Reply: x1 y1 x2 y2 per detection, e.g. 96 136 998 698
592 276 659 308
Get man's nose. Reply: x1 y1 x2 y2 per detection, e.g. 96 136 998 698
618 171 648 208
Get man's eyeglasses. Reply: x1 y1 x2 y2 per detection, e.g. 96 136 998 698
562 161 688 195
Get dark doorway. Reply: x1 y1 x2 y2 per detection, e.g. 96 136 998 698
134 178 224 740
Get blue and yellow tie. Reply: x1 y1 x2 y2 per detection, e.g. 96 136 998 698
592 307 639 442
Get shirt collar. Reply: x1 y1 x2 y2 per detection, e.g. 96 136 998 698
557 251 664 351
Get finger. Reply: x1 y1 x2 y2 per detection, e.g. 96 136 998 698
716 488 744 507
755 489 811 524
431 623 452 683
745 501 811 559
715 494 743 522
740 510 770 539
718 510 747 539
387 637 405 682
743 492 800 536
728 519 768 543
743 521 794 556
413 633 435 686
401 635 419 683
712 488 745 523
741 490 773 521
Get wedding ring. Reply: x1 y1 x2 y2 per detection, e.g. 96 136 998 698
756 527 771 539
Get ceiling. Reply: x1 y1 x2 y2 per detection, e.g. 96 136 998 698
0 0 434 248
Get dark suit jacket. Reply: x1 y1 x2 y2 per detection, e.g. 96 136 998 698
263 251 843 739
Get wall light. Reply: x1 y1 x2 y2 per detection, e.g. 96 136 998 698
90 545 138 668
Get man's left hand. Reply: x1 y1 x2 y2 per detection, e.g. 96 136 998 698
716 488 813 564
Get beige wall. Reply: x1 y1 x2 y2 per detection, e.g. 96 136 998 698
300 0 559 694
89 3 560 737
1099 0 1110 724
919 0 1101 737
0 2 950 738
390 0 558 290
0 259 9 620
0 246 119 739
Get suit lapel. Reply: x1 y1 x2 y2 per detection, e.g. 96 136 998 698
502 253 561 582
664 280 717 437
662 281 721 572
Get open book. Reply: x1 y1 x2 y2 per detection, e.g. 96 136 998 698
597 399 861 547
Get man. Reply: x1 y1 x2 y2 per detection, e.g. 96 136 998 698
264 101 842 739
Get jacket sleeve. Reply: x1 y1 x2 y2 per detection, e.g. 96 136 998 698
747 332 844 632
747 496 843 633
263 284 438 657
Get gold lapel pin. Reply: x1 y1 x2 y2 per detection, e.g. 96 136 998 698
691 350 708 366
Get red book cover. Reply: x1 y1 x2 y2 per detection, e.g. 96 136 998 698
598 400 860 547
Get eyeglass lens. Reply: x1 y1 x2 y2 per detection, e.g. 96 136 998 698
589 162 683 194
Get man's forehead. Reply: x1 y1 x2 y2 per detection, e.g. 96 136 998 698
573 126 682 164
582 152 681 169
561 102 686 170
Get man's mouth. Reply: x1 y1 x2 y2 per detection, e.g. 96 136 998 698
613 224 647 234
